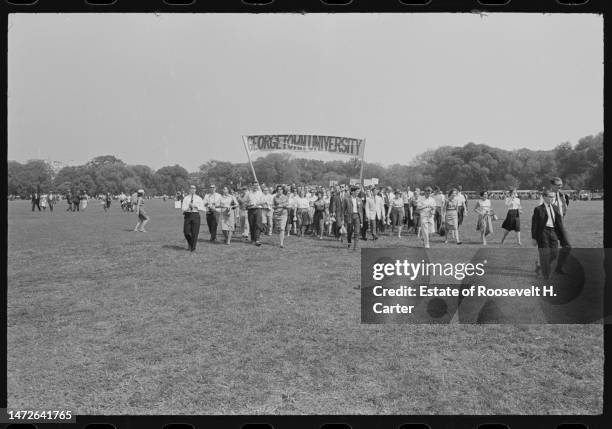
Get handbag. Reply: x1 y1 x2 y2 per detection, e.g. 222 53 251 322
439 223 446 236
340 224 347 235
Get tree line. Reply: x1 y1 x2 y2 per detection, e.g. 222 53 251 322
7 132 603 197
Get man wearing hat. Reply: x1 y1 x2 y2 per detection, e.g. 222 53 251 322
204 184 222 242
182 185 205 251
535 177 571 274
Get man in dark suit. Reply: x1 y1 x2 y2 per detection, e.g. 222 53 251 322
31 192 40 211
329 185 344 241
342 186 363 251
532 189 571 280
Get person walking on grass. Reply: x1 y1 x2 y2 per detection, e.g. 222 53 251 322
456 185 468 226
364 189 379 241
313 191 327 240
104 192 112 212
442 188 462 245
236 186 250 241
416 187 436 248
31 191 41 212
342 186 363 251
219 186 238 245
204 184 222 242
133 189 150 232
432 186 445 235
66 192 73 212
246 182 265 247
296 189 311 237
47 191 56 212
474 190 493 245
272 185 289 248
532 189 571 280
388 189 405 238
182 184 204 252
501 188 522 246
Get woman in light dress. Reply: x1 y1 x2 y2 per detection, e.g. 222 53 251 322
134 189 150 232
40 193 48 211
272 185 289 248
500 188 522 246
219 186 238 244
388 190 405 238
474 190 493 245
442 188 461 244
80 193 88 211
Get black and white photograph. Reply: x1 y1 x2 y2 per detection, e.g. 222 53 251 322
7 13 603 414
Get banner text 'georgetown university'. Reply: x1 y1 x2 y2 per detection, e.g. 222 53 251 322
245 134 365 157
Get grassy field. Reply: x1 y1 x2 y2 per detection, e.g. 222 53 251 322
7 198 603 414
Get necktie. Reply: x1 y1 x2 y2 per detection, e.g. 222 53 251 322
547 204 555 225
191 195 194 212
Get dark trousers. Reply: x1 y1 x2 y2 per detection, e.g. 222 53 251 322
73 201 80 211
434 207 442 232
184 212 201 250
403 204 411 225
206 211 219 241
537 227 571 279
361 209 368 239
248 208 263 242
333 220 342 239
346 213 360 244
31 201 40 211
368 219 378 239
458 206 465 226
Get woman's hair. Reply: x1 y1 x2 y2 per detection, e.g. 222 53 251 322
480 190 488 197
448 188 458 197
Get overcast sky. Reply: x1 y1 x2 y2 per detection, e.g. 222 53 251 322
8 13 603 172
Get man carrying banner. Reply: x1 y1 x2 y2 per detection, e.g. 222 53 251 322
245 182 265 246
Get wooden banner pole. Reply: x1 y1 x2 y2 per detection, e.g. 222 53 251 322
359 138 366 186
242 136 259 184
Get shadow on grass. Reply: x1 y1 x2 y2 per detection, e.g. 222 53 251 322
161 244 188 251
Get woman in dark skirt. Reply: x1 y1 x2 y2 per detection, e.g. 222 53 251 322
501 188 522 245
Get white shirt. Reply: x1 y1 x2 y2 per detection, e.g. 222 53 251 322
204 192 222 212
455 193 466 206
296 197 310 209
219 194 237 209
245 190 265 208
262 193 274 209
182 193 205 213
416 196 436 218
433 193 446 208
545 204 555 228
539 192 565 216
553 192 564 216
351 197 358 213
505 196 521 210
